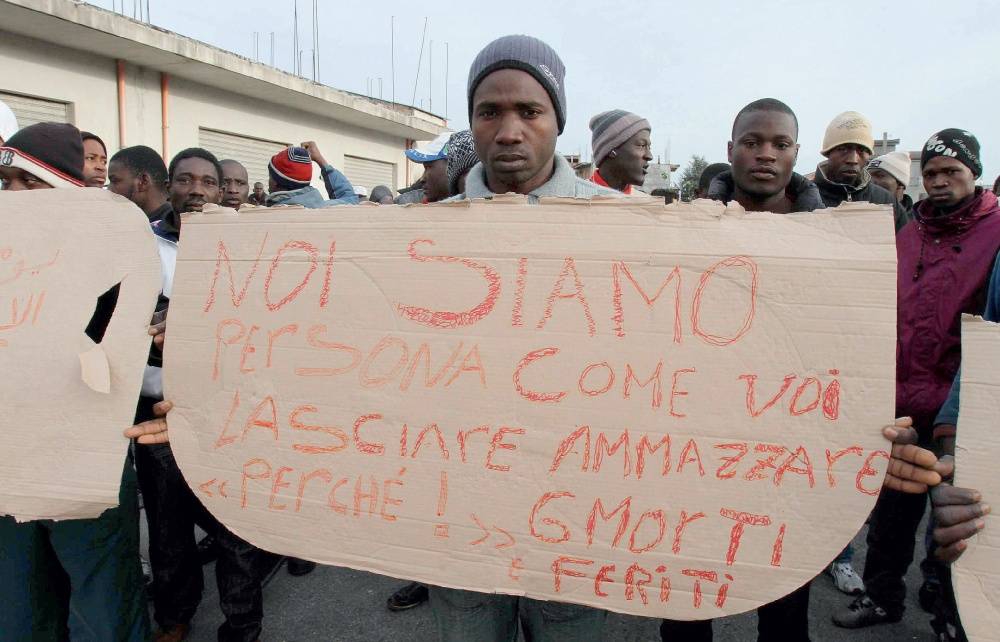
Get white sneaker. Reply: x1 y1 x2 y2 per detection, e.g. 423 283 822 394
828 561 865 595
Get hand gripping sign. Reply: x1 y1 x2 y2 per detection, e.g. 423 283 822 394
0 189 161 521
164 197 896 619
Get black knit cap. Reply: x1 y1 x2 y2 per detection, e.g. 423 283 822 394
467 34 567 134
921 128 982 178
4 122 85 183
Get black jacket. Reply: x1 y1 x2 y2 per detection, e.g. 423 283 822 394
707 170 825 213
814 162 910 231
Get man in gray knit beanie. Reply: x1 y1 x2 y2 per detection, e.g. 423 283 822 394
452 34 616 202
589 109 652 194
428 36 613 642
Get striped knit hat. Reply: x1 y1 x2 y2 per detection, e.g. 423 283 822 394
269 146 313 191
590 110 651 167
446 130 478 196
0 122 84 188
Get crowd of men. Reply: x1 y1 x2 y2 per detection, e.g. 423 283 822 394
0 33 995 642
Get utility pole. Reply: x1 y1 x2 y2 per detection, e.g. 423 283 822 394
293 0 299 75
390 16 396 104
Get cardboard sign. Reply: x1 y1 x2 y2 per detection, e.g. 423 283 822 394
0 189 161 521
954 315 1000 641
164 198 897 619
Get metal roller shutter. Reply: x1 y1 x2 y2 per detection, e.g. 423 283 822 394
343 155 397 193
198 128 289 189
0 91 70 129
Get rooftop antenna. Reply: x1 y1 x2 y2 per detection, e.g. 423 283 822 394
445 42 449 121
293 0 299 74
429 40 433 113
378 77 383 100
270 32 275 66
253 32 259 61
312 0 320 82
390 16 396 104
412 17 428 106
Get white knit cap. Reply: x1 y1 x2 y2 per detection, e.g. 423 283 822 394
0 100 18 144
821 111 874 155
867 151 911 188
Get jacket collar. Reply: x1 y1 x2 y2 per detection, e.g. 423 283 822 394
707 170 824 213
814 161 872 195
148 201 172 224
152 202 179 242
591 169 632 194
914 188 999 236
463 155 581 199
266 185 324 207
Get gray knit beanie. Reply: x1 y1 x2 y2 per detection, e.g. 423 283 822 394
467 34 567 134
590 110 651 167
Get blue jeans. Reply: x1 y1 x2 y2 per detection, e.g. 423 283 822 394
429 586 607 642
0 457 149 642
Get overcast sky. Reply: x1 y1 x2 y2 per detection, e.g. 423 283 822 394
95 0 996 183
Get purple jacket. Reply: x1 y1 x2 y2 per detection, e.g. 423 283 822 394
896 188 1000 436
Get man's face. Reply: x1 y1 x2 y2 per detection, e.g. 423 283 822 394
169 157 220 213
83 139 108 188
221 161 250 208
922 156 976 208
604 129 653 186
727 111 799 199
107 160 140 202
253 183 265 199
824 144 871 185
0 166 51 191
421 159 449 202
868 168 902 199
471 68 559 194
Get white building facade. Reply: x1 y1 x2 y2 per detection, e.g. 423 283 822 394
0 0 447 192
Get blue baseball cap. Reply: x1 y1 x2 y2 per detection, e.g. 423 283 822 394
405 132 451 163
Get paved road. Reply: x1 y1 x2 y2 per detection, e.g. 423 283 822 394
160 520 940 642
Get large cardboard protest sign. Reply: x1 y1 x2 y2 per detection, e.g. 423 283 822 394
165 198 896 619
954 315 1000 641
0 189 161 521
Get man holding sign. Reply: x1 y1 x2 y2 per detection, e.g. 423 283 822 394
126 47 950 642
662 98 819 642
424 34 619 641
836 129 1000 633
0 123 149 641
923 136 1000 640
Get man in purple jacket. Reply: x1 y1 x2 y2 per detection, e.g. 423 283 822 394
835 129 1000 631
